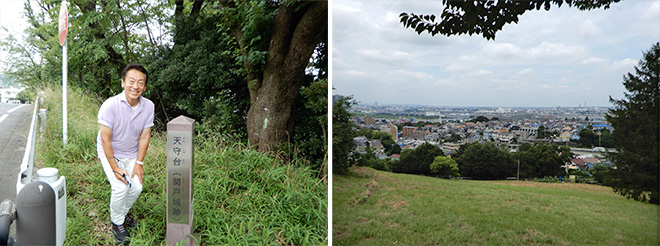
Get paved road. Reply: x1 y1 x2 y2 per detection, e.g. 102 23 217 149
0 103 33 200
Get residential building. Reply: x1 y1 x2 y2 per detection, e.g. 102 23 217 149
402 126 417 138
365 115 375 125
1 87 24 103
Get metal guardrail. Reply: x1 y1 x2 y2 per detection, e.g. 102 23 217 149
16 97 40 194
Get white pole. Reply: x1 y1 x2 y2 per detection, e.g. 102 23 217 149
62 39 67 145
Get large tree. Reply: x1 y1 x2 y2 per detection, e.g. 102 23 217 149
146 1 247 132
392 142 443 175
514 143 571 179
333 96 357 174
430 156 460 179
456 142 515 180
216 0 328 152
605 43 659 204
399 0 620 40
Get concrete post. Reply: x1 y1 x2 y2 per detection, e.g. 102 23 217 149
166 116 195 246
39 109 47 136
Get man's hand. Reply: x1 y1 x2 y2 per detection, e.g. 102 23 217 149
113 168 131 186
132 163 144 184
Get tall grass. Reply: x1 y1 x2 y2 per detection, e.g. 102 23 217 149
35 86 327 245
334 167 658 246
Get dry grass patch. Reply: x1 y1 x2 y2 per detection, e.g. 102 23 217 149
377 200 409 211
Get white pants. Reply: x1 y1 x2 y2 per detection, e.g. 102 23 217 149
99 155 143 225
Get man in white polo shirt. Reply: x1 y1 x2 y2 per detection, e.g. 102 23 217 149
97 64 154 243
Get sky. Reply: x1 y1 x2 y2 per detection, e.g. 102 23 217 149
0 0 171 73
332 0 660 107
0 0 34 70
0 0 29 37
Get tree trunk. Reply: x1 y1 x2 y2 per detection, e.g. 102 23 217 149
245 1 327 152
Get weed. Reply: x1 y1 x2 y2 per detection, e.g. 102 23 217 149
34 86 327 245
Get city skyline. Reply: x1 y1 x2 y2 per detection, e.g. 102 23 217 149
332 0 660 107
336 94 611 109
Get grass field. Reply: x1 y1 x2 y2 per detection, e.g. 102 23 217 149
333 167 659 245
34 86 327 245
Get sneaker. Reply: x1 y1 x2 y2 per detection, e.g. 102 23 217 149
112 222 130 244
124 215 137 228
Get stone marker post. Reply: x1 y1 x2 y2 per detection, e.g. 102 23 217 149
166 116 195 245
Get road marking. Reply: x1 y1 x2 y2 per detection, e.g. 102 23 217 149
0 104 27 124
7 104 27 113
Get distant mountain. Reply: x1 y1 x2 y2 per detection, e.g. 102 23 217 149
0 74 20 88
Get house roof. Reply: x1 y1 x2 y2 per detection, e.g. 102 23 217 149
582 157 600 164
571 158 586 164
370 139 383 148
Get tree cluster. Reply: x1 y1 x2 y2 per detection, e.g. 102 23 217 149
454 142 571 180
574 125 614 148
390 142 443 175
1 0 328 173
470 116 490 123
536 125 554 139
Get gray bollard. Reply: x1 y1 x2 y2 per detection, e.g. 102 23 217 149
16 181 56 246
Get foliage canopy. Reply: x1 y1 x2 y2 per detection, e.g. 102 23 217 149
399 0 621 40
605 43 660 204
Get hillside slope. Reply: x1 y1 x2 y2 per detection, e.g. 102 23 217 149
333 167 658 245
35 86 327 245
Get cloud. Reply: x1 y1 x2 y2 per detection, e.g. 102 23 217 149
433 78 457 87
332 0 659 107
475 69 493 77
445 63 470 72
334 2 361 14
482 43 522 58
579 57 637 74
389 69 434 81
640 1 660 35
517 68 534 76
610 58 637 72
579 19 601 38
580 57 609 67
358 49 413 65
541 84 568 89
445 55 480 72
338 69 369 77
527 41 587 61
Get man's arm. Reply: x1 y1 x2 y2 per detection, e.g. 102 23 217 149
100 124 129 185
132 127 152 184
